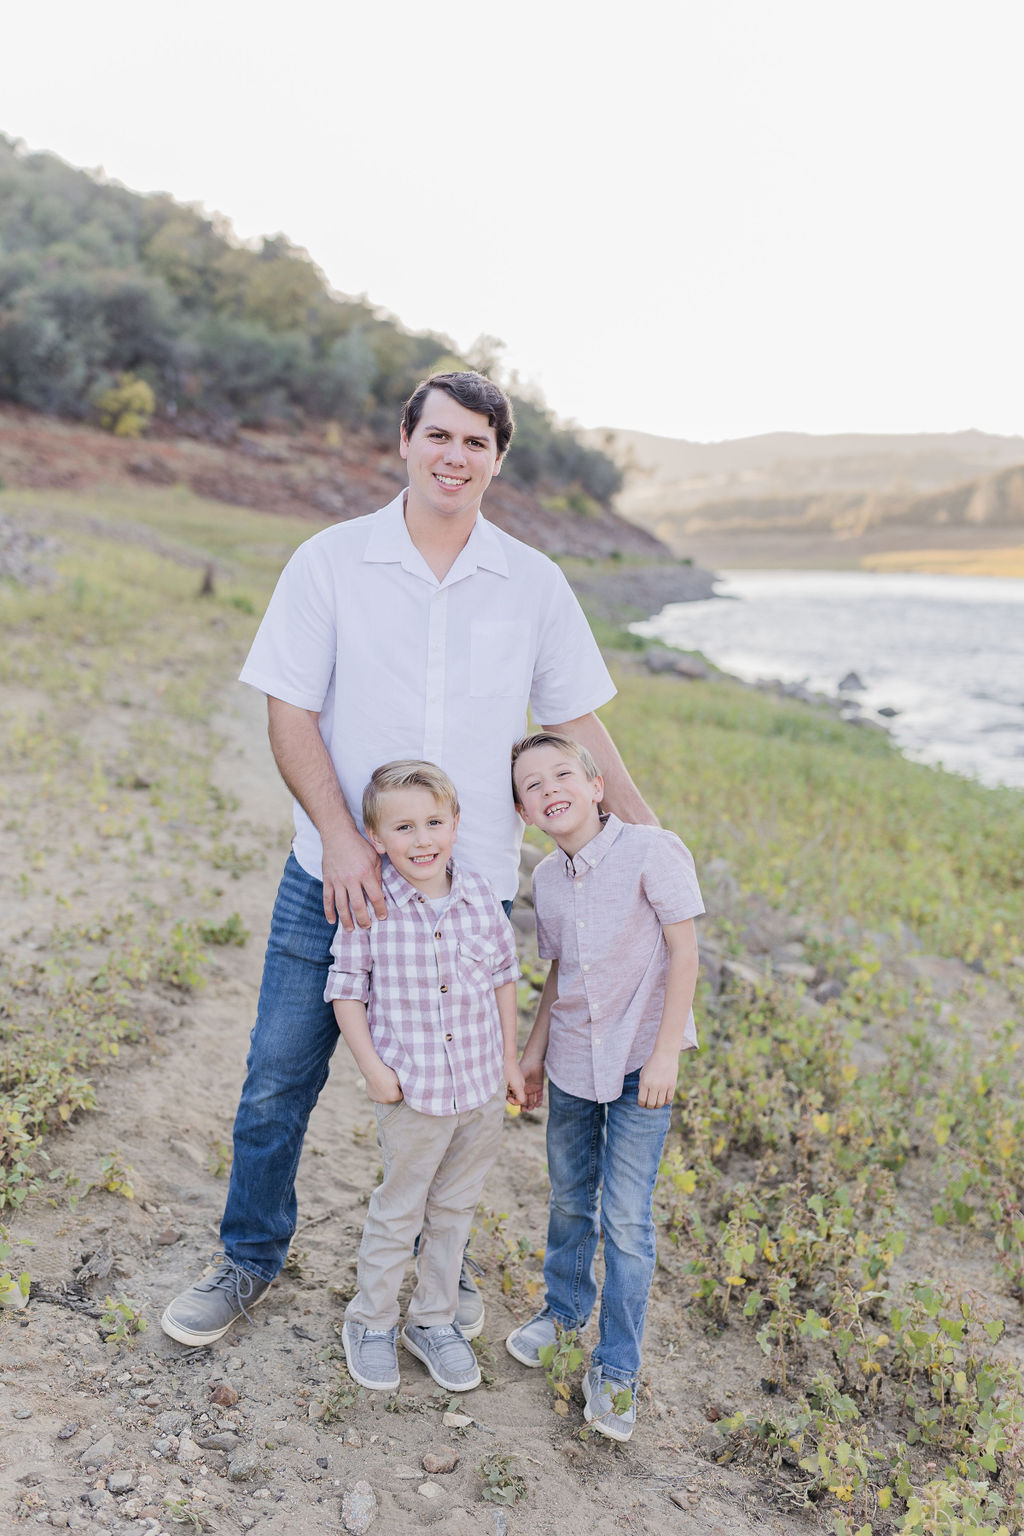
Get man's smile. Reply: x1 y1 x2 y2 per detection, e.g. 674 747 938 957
433 473 469 488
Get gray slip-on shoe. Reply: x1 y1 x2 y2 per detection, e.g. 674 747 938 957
582 1365 636 1442
505 1307 559 1367
342 1321 400 1391
401 1322 481 1392
160 1256 271 1346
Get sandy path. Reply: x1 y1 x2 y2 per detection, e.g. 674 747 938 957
1 685 793 1536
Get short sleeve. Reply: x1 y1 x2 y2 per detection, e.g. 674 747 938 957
324 921 373 1005
528 565 615 726
640 832 705 926
239 536 338 710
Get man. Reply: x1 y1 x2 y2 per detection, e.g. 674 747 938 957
161 371 658 1346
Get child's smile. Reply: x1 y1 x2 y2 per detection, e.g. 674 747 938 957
367 787 459 896
513 744 604 857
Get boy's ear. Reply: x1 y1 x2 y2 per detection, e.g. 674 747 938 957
592 774 605 804
366 829 387 856
452 811 460 840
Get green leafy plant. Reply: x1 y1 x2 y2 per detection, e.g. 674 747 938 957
99 1294 147 1346
478 1452 526 1506
537 1325 584 1416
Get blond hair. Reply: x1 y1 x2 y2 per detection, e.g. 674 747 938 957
362 759 460 835
510 732 601 805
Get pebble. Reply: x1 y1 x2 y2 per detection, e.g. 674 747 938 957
84 1489 112 1509
155 1411 189 1435
422 1449 459 1474
79 1433 116 1467
392 1465 420 1480
106 1470 137 1494
15 1407 33 1419
209 1384 239 1408
196 1432 241 1451
418 1482 442 1500
343 1428 363 1449
227 1449 262 1482
442 1412 472 1429
341 1479 378 1534
177 1434 203 1463
57 1423 80 1440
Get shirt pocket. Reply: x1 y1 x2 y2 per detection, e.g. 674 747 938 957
469 621 531 699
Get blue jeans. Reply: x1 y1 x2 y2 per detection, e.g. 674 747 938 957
221 854 514 1280
543 1070 671 1387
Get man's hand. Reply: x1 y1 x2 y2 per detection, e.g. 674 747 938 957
519 1051 546 1111
637 1048 679 1109
364 1062 403 1105
321 824 386 930
505 1058 527 1107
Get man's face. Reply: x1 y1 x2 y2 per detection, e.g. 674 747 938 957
367 787 459 895
513 743 604 854
400 389 503 522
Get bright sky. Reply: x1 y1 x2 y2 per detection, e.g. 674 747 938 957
4 1 1021 442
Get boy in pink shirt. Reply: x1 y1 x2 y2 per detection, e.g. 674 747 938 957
505 733 702 1441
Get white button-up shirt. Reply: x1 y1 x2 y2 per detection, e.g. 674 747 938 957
239 493 615 900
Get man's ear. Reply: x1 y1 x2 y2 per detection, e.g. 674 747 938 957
399 424 409 461
492 453 504 477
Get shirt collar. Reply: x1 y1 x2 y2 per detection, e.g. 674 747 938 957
563 812 623 876
382 856 469 908
363 492 509 585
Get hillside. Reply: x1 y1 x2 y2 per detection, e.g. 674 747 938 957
0 403 668 562
586 427 1024 567
0 133 621 512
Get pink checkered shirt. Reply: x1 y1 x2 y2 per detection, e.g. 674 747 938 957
534 814 704 1103
324 858 519 1116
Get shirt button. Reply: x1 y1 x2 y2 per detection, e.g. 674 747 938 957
439 983 448 993
575 880 583 887
445 1032 453 1042
434 931 442 940
578 921 584 928
583 964 591 972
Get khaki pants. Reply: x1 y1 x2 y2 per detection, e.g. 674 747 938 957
346 1091 504 1329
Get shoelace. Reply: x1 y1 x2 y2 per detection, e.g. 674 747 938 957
206 1255 260 1325
460 1254 484 1284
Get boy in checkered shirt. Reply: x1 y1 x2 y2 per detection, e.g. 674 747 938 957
325 760 526 1395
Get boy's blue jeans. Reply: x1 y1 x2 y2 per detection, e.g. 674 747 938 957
220 852 513 1281
543 1071 672 1387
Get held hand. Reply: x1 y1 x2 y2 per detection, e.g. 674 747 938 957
520 1053 546 1111
637 1049 679 1110
321 825 385 931
504 1060 528 1108
364 1063 403 1105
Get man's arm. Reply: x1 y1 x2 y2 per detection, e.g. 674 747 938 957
266 695 386 930
542 711 660 826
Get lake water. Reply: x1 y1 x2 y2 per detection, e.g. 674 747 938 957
633 571 1024 791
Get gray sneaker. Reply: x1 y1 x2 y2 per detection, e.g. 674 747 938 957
401 1322 481 1392
505 1307 558 1367
455 1254 485 1339
160 1256 271 1346
582 1365 636 1442
342 1321 400 1391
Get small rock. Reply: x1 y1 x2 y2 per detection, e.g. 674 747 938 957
84 1488 112 1509
156 1411 189 1435
209 1383 239 1408
56 1423 80 1440
877 705 899 718
227 1449 262 1482
341 1478 378 1533
176 1434 203 1463
393 1465 420 1480
838 670 865 692
14 1407 33 1419
196 1432 241 1451
155 1227 181 1245
422 1450 459 1474
442 1412 473 1429
79 1433 116 1468
669 1490 689 1509
106 1469 137 1495
492 1514 507 1536
645 647 710 679
814 978 844 1004
343 1427 363 1449
226 1356 245 1372
307 1401 326 1421
418 1481 442 1500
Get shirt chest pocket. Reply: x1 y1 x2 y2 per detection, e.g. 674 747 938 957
458 938 499 983
469 621 532 699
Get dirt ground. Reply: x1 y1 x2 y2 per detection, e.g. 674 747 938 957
0 682 801 1536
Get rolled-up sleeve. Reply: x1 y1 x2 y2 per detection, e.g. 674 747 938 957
324 923 372 1005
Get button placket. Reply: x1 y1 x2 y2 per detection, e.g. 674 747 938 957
423 587 448 761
